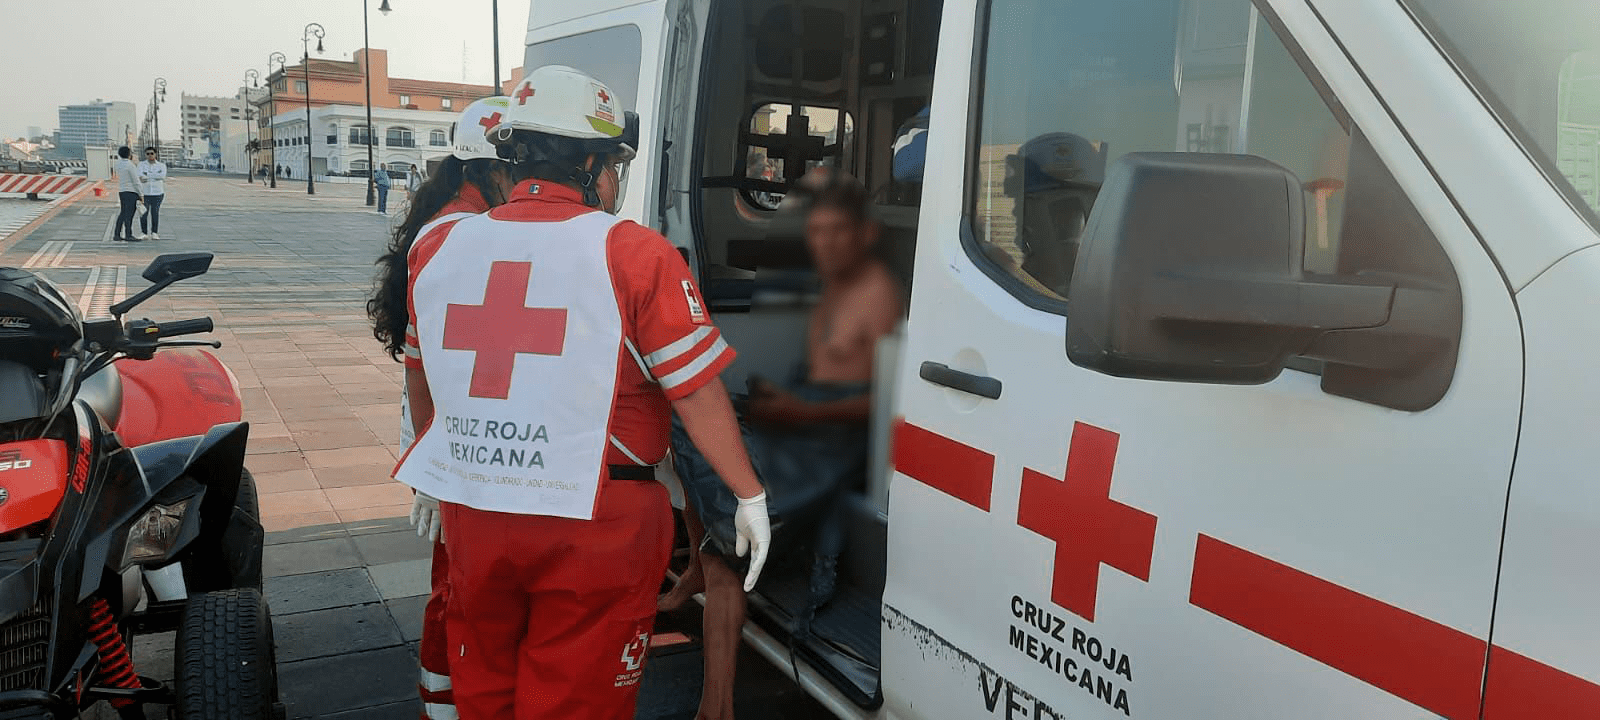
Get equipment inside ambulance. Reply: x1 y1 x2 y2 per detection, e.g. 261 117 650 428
523 0 1600 717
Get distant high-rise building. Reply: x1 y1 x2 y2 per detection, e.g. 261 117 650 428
25 127 41 142
57 101 138 151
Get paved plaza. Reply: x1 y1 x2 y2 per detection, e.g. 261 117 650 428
0 174 829 719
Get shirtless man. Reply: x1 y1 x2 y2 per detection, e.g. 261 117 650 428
662 169 903 720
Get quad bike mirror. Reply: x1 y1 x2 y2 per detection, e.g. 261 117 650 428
110 253 215 317
141 253 213 283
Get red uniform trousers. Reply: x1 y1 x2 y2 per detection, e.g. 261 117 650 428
418 541 455 719
441 479 672 720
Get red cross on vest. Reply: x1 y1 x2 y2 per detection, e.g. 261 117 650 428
516 85 536 105
442 261 568 399
1018 422 1157 622
479 111 503 130
597 89 610 104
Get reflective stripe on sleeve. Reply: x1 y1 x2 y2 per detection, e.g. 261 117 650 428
644 326 713 368
656 336 730 391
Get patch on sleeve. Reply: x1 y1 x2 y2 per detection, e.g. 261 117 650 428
681 280 707 324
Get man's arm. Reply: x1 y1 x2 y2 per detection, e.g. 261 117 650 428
749 386 870 424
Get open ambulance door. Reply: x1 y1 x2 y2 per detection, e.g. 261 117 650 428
522 0 690 233
885 0 1523 718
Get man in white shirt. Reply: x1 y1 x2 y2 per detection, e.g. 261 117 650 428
112 147 143 242
137 147 167 240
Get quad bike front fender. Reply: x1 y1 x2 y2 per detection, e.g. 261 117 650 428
79 422 252 602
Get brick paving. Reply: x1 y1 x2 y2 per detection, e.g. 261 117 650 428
0 173 833 720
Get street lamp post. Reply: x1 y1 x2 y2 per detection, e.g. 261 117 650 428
244 70 259 183
302 23 326 195
492 0 501 91
364 0 393 207
151 78 167 149
268 52 288 189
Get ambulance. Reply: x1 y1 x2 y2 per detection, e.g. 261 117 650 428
522 0 1599 717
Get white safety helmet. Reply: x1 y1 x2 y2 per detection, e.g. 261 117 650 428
489 65 631 144
488 65 640 209
450 96 512 161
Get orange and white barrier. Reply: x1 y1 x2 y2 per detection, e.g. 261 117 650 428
0 175 90 198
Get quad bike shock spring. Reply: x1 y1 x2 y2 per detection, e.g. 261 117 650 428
86 598 141 708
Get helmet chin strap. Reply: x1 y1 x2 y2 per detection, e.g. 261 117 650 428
571 155 606 210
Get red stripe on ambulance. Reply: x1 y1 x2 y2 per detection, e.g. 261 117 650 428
1190 534 1486 719
1482 645 1600 719
892 419 994 511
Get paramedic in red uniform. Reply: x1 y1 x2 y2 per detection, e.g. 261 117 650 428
369 95 518 720
393 65 772 720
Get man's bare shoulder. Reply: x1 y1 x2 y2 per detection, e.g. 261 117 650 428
861 262 906 317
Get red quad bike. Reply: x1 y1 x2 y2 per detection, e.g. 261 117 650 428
0 253 279 719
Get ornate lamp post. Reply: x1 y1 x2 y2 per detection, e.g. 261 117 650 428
244 70 259 183
267 52 288 188
302 22 326 195
362 0 393 206
150 78 167 149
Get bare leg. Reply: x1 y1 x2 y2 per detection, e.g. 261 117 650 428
696 554 745 720
659 501 707 613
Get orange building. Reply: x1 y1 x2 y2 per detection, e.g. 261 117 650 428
254 48 522 146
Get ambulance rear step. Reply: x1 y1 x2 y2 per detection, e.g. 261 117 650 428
664 567 884 720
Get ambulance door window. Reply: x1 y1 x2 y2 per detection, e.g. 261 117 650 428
966 0 1358 305
742 103 854 210
523 25 643 113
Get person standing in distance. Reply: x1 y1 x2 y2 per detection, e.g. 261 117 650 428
366 95 517 720
374 165 392 215
394 65 770 719
112 147 142 242
137 146 167 240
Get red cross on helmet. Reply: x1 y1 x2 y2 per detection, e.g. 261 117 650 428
487 65 638 160
450 96 513 161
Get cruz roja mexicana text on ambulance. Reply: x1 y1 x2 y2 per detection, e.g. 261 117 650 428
442 415 550 469
1004 595 1132 716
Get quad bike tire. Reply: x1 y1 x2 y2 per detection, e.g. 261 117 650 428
174 588 281 720
235 468 260 520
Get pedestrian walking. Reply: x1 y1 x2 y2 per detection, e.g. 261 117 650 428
137 146 167 240
112 147 142 242
374 165 392 214
367 95 515 720
394 66 770 720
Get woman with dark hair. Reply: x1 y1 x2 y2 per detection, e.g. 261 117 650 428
365 95 514 720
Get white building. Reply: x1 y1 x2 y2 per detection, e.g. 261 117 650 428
267 104 456 181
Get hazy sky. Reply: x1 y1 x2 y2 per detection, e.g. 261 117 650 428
0 0 529 140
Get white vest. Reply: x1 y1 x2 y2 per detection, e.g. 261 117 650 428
395 209 625 520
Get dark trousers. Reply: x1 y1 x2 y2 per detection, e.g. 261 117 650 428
139 194 163 233
115 192 139 238
377 186 389 213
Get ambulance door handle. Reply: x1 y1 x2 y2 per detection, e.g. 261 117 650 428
919 362 1002 400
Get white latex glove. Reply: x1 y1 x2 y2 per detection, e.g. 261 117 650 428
733 491 771 592
409 491 443 544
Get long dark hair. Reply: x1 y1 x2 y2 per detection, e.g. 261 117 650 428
368 157 511 360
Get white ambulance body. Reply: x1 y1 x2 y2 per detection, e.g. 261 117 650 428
522 0 1600 717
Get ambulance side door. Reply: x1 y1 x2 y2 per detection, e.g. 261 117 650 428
522 0 677 225
883 1 1522 719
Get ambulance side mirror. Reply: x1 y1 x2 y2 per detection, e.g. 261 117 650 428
1065 153 1397 385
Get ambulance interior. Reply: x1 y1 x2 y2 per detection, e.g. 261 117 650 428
669 0 943 708
669 0 1377 709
